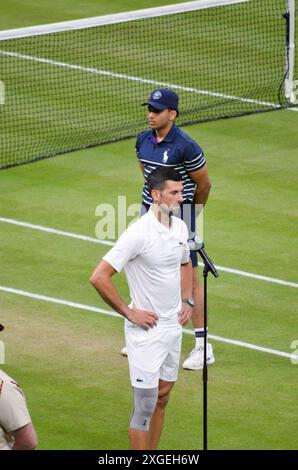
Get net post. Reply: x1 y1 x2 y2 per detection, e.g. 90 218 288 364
285 0 296 103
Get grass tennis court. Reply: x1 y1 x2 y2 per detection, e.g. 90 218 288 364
0 0 297 450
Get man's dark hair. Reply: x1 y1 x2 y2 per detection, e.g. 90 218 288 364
147 167 182 194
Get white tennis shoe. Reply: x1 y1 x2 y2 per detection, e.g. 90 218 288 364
182 343 215 370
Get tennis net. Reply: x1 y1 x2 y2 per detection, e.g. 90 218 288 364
0 0 296 168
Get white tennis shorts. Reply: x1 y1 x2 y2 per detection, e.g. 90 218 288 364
125 322 182 389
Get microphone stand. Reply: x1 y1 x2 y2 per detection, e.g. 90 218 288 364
189 235 219 451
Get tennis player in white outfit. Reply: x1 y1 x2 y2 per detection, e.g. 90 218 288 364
90 167 193 450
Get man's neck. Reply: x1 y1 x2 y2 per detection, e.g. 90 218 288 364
151 204 171 229
154 122 174 143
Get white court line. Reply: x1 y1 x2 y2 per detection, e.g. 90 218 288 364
0 217 114 247
0 49 285 110
1 216 297 288
209 264 298 288
1 284 297 362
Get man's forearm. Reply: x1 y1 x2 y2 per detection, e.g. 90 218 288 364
90 270 158 329
193 183 211 207
180 260 193 298
90 275 131 319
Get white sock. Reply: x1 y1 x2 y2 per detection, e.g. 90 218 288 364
194 328 208 348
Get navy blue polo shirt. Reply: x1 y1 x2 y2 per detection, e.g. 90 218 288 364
135 124 206 205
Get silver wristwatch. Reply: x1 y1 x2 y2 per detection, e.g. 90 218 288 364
182 298 195 307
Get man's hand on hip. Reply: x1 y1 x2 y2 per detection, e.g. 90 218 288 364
127 305 159 330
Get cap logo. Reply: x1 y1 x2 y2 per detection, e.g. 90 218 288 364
152 91 162 100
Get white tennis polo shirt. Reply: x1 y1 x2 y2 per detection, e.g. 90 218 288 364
103 208 190 326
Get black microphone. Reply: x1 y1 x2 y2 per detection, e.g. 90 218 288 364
188 233 219 278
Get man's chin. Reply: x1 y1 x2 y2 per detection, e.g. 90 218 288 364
169 205 181 216
158 204 181 217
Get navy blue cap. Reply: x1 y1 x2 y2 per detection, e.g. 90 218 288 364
142 89 179 113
